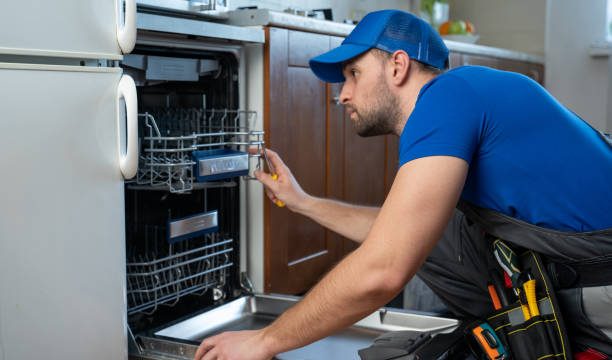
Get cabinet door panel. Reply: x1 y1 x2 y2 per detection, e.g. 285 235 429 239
327 36 346 208
495 58 529 73
462 54 500 69
265 29 402 292
289 31 330 67
344 133 386 206
286 66 327 263
461 54 544 84
521 63 544 84
340 128 387 255
449 52 463 69
265 28 337 294
385 136 399 194
328 80 348 255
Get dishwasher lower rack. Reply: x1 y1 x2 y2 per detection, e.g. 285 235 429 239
126 231 234 316
134 108 264 193
129 294 458 360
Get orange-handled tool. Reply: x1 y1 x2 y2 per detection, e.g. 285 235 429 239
261 148 285 208
471 323 507 360
487 283 502 310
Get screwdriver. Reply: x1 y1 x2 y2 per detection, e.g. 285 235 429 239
489 269 510 307
493 239 531 320
523 277 540 317
261 148 285 208
487 283 502 310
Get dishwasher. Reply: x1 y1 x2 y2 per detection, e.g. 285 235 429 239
123 8 458 360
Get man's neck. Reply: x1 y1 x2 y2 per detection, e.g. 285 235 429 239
394 71 439 136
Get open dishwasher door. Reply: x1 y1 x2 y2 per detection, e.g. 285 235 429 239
132 294 458 360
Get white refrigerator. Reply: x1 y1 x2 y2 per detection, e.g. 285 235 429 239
0 1 137 359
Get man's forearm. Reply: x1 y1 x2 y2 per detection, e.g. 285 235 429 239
293 196 379 243
258 157 467 356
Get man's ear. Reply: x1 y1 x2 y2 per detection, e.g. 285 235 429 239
389 50 410 86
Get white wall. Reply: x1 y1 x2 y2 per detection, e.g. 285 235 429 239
448 0 611 132
546 0 611 132
449 0 546 56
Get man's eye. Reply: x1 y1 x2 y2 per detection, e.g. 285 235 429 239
350 69 358 77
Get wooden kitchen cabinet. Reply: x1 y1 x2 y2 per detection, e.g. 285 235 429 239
263 26 544 294
264 29 391 294
457 53 544 84
448 52 464 68
264 28 338 294
329 36 395 258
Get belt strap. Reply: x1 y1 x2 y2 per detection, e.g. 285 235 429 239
547 255 612 289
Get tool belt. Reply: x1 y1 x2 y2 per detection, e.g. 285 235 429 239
458 202 612 360
546 256 612 289
358 202 612 360
456 202 612 289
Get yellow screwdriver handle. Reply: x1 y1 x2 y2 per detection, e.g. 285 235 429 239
524 279 540 317
271 173 285 207
520 302 531 321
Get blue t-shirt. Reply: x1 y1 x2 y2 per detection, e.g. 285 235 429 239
399 66 612 232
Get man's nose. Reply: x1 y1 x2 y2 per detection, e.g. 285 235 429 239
339 83 351 105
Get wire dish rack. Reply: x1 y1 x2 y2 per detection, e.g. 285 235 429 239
127 232 234 315
136 108 264 193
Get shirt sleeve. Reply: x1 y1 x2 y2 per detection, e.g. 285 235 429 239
399 73 486 167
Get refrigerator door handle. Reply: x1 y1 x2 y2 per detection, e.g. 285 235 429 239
117 75 138 179
117 0 136 54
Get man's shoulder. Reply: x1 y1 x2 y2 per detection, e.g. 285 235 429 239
439 65 527 84
421 66 493 92
417 66 490 103
445 65 503 76
421 65 535 102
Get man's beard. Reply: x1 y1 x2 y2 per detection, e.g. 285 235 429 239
347 81 402 137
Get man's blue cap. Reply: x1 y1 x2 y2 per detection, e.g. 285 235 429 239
309 10 449 83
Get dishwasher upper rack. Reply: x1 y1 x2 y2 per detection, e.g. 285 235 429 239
126 231 234 316
135 108 264 193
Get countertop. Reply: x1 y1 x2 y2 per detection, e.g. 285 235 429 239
226 9 544 65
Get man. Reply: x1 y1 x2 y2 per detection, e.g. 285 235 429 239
195 9 612 359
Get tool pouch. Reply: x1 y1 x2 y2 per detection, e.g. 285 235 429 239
472 250 572 359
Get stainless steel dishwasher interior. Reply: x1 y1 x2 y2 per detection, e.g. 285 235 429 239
137 294 458 359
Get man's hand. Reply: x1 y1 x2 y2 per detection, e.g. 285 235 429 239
254 148 311 212
194 329 274 360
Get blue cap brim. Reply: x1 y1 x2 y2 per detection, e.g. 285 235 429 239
309 43 371 83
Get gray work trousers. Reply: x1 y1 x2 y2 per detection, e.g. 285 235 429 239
416 209 612 355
